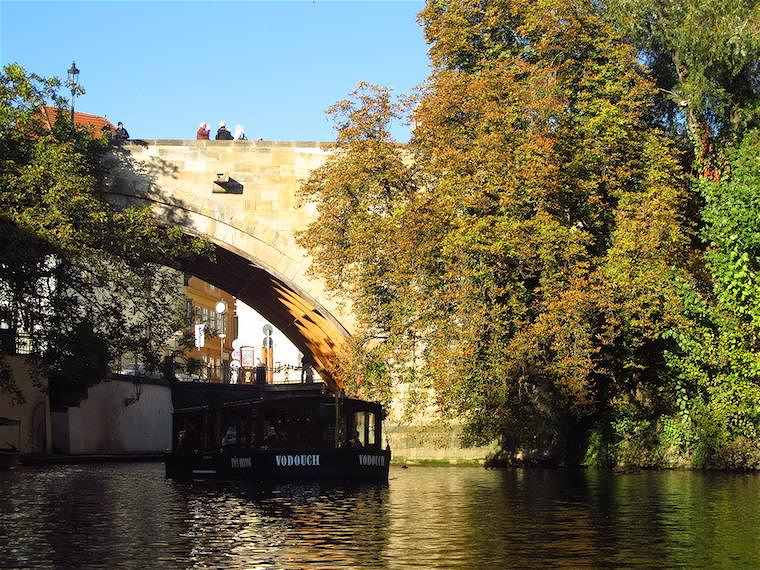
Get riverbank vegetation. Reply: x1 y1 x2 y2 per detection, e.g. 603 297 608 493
0 64 210 404
298 0 760 469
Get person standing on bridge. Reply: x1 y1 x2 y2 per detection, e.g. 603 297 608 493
113 121 129 141
301 354 314 383
196 122 210 140
215 121 233 140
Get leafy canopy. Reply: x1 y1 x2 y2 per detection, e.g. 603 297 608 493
0 64 210 403
299 0 693 455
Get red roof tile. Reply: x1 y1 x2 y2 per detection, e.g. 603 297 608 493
40 106 114 133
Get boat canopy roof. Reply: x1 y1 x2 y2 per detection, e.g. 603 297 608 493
173 392 384 416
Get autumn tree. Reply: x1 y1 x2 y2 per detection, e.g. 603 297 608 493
298 0 698 463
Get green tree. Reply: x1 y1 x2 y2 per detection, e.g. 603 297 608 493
606 0 760 468
665 131 760 468
0 64 209 404
606 0 760 176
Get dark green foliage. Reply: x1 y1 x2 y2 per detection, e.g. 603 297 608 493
0 64 210 403
662 131 760 466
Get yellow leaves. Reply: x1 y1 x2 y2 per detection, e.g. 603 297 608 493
295 0 707 446
420 0 521 71
599 131 694 343
326 82 404 146
503 275 602 406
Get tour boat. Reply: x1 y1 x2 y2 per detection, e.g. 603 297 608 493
164 382 390 482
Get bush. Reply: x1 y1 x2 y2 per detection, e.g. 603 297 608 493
709 437 760 471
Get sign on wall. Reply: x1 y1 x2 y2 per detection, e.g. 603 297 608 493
240 346 256 368
194 324 206 348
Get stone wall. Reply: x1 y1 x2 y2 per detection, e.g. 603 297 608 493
386 423 498 465
52 376 172 454
0 355 51 453
383 383 497 464
110 140 350 389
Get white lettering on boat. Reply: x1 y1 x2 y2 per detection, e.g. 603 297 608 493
231 457 252 469
358 454 386 467
274 454 321 467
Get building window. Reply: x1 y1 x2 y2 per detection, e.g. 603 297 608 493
185 302 231 339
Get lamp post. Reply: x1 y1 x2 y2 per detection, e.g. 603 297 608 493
215 301 227 382
263 324 273 383
66 61 80 123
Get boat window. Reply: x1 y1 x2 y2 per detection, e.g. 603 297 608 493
354 412 366 447
367 412 376 446
221 425 237 447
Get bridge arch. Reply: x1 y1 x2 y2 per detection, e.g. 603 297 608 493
106 140 350 389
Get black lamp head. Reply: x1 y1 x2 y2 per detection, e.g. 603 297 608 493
67 61 79 81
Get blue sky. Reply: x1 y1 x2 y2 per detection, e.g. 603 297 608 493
1 1 430 364
1 1 429 140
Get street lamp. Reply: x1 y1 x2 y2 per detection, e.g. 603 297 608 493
263 324 273 383
66 61 80 123
215 301 227 382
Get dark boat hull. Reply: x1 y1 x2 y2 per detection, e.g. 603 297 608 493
165 448 391 482
0 449 21 471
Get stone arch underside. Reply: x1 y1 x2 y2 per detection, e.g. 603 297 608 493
104 193 350 392
185 244 349 388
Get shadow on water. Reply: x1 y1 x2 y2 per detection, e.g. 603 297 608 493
456 468 760 568
2 463 760 568
0 463 392 569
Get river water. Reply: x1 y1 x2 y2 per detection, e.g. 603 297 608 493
1 463 759 568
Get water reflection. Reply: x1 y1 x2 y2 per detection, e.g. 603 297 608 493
172 481 391 568
1 464 759 568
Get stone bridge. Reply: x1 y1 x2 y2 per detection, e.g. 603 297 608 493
107 140 349 388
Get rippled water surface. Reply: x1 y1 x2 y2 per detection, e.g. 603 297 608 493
2 463 760 568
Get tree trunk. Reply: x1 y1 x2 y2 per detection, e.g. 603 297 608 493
674 54 719 181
